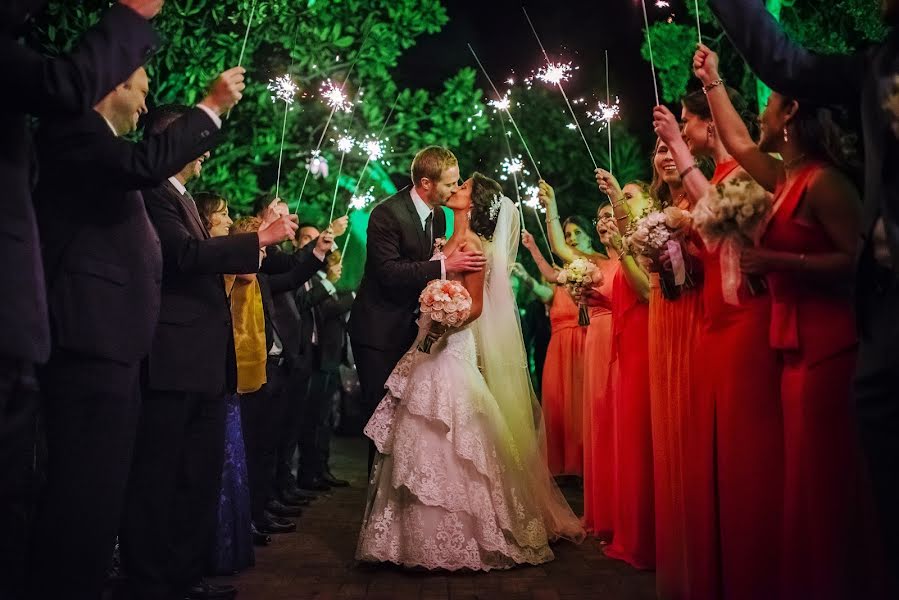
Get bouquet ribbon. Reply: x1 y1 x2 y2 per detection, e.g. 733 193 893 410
666 240 686 286
719 236 743 306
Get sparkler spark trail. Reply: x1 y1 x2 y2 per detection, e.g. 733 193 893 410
268 75 300 199
320 79 353 113
522 7 597 169
344 92 402 219
361 138 385 162
349 188 375 211
496 111 531 241
468 44 543 181
488 92 511 112
336 134 356 154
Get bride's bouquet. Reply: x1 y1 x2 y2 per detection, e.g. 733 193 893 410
557 257 600 326
626 206 694 300
692 176 771 304
417 279 472 353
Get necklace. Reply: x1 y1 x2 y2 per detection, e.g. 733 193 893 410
783 153 807 171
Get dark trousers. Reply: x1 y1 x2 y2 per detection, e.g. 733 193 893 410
352 342 406 474
121 388 226 600
27 353 141 600
298 367 338 484
0 358 39 600
854 277 899 583
275 365 310 493
240 358 288 521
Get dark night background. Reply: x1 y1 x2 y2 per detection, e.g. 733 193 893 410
396 0 691 135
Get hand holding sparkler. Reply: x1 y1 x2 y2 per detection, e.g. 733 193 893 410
315 229 336 256
595 168 624 202
200 67 246 116
537 180 558 215
692 43 721 87
329 215 349 237
521 230 539 252
257 215 298 248
652 105 682 148
119 0 164 19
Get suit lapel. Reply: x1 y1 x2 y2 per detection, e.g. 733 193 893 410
165 181 209 239
401 189 430 259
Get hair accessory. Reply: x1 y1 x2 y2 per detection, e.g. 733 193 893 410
488 195 502 220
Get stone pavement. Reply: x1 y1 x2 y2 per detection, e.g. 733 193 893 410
211 436 656 600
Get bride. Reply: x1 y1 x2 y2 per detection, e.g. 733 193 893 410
356 172 584 571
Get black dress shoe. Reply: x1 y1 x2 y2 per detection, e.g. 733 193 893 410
185 579 236 599
276 493 309 508
266 499 303 518
321 471 349 488
256 515 296 534
251 523 272 547
280 484 319 500
298 477 331 492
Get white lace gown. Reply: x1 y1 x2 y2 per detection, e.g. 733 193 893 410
356 322 567 571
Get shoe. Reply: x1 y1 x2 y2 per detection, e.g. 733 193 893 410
280 484 318 500
266 499 303 518
256 515 296 534
276 493 309 508
185 579 237 599
298 477 330 492
251 523 272 547
321 470 349 488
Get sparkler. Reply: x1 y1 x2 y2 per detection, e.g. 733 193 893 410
336 134 356 154
468 44 543 181
343 91 401 219
327 89 362 224
320 79 353 113
694 0 703 44
235 0 258 70
640 0 661 106
267 74 299 199
590 50 621 171
522 7 598 170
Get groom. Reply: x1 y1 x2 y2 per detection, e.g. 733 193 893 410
349 146 486 470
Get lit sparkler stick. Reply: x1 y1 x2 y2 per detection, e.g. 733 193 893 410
694 0 703 45
468 44 543 181
344 92 401 218
521 183 555 263
226 0 259 119
496 113 528 234
267 74 299 199
522 7 598 170
320 79 353 113
327 88 362 224
641 0 661 106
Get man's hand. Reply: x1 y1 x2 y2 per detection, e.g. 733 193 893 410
257 216 298 248
199 67 246 116
260 197 289 227
329 215 349 237
119 0 164 19
315 230 336 256
445 246 487 275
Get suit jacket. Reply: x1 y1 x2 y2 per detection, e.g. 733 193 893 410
143 181 261 394
0 4 158 362
33 108 219 365
297 275 355 372
257 244 325 368
708 0 899 275
348 187 446 352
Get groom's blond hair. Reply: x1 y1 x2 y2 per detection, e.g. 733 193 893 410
411 146 458 187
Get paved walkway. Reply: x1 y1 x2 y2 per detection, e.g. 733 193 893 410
213 436 656 600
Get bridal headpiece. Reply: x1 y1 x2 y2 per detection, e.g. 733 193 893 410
488 195 502 221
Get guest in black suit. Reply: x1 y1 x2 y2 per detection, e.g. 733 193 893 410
0 3 161 596
121 107 301 598
348 146 487 471
28 65 238 600
295 250 355 490
707 0 899 576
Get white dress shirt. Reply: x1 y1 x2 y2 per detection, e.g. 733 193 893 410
409 187 446 279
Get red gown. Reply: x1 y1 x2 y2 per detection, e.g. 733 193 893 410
542 286 588 476
765 164 883 598
603 264 654 569
684 160 784 600
581 258 616 537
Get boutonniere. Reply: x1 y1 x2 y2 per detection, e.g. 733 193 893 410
883 74 899 139
433 237 447 253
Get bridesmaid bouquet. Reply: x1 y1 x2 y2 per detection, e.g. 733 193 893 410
557 257 599 326
417 279 472 353
626 207 694 300
693 177 772 304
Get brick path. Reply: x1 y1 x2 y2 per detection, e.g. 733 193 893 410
212 436 656 600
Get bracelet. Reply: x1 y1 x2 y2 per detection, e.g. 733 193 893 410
703 78 724 94
679 164 698 179
615 214 629 222
546 215 560 223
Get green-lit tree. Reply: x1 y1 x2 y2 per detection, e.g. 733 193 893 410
642 0 887 111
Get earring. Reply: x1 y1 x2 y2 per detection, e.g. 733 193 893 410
783 126 789 142
706 123 715 139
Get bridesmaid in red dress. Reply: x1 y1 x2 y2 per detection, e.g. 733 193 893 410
588 179 656 569
696 45 886 598
538 183 617 526
520 228 592 477
655 82 783 599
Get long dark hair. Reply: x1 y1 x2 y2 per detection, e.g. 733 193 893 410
562 215 600 253
682 86 759 139
469 172 504 241
784 97 858 176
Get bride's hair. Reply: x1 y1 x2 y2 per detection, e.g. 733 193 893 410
469 172 504 241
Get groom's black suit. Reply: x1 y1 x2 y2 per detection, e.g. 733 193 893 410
348 186 446 469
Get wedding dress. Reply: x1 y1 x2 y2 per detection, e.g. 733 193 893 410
355 197 584 571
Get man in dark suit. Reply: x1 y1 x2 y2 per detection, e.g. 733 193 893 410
295 247 355 490
0 3 161 596
348 146 487 471
121 112 300 600
28 65 240 600
707 0 899 575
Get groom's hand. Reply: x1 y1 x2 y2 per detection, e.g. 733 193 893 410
445 247 487 275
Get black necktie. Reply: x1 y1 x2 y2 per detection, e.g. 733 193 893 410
424 212 433 247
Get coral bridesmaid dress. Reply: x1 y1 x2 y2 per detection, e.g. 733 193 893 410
581 257 616 537
603 264 654 569
684 160 784 600
542 286 588 476
765 163 884 599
